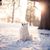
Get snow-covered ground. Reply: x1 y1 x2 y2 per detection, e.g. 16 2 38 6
0 23 50 50
0 23 40 50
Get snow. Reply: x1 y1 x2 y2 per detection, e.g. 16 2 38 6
0 23 50 50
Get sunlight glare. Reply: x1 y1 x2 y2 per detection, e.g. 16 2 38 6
34 2 46 20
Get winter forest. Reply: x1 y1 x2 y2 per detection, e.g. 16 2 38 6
0 0 50 50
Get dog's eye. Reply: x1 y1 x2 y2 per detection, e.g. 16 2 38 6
22 24 23 26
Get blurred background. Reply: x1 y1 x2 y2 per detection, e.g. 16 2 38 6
0 0 48 27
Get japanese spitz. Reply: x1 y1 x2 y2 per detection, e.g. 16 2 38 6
20 23 31 41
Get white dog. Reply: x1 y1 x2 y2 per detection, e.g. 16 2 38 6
20 23 30 41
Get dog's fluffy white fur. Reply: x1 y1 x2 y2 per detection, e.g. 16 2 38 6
20 23 30 41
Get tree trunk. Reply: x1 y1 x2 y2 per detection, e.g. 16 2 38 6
12 0 15 23
39 1 50 30
0 0 2 5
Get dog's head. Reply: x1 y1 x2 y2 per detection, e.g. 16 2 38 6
21 23 28 27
